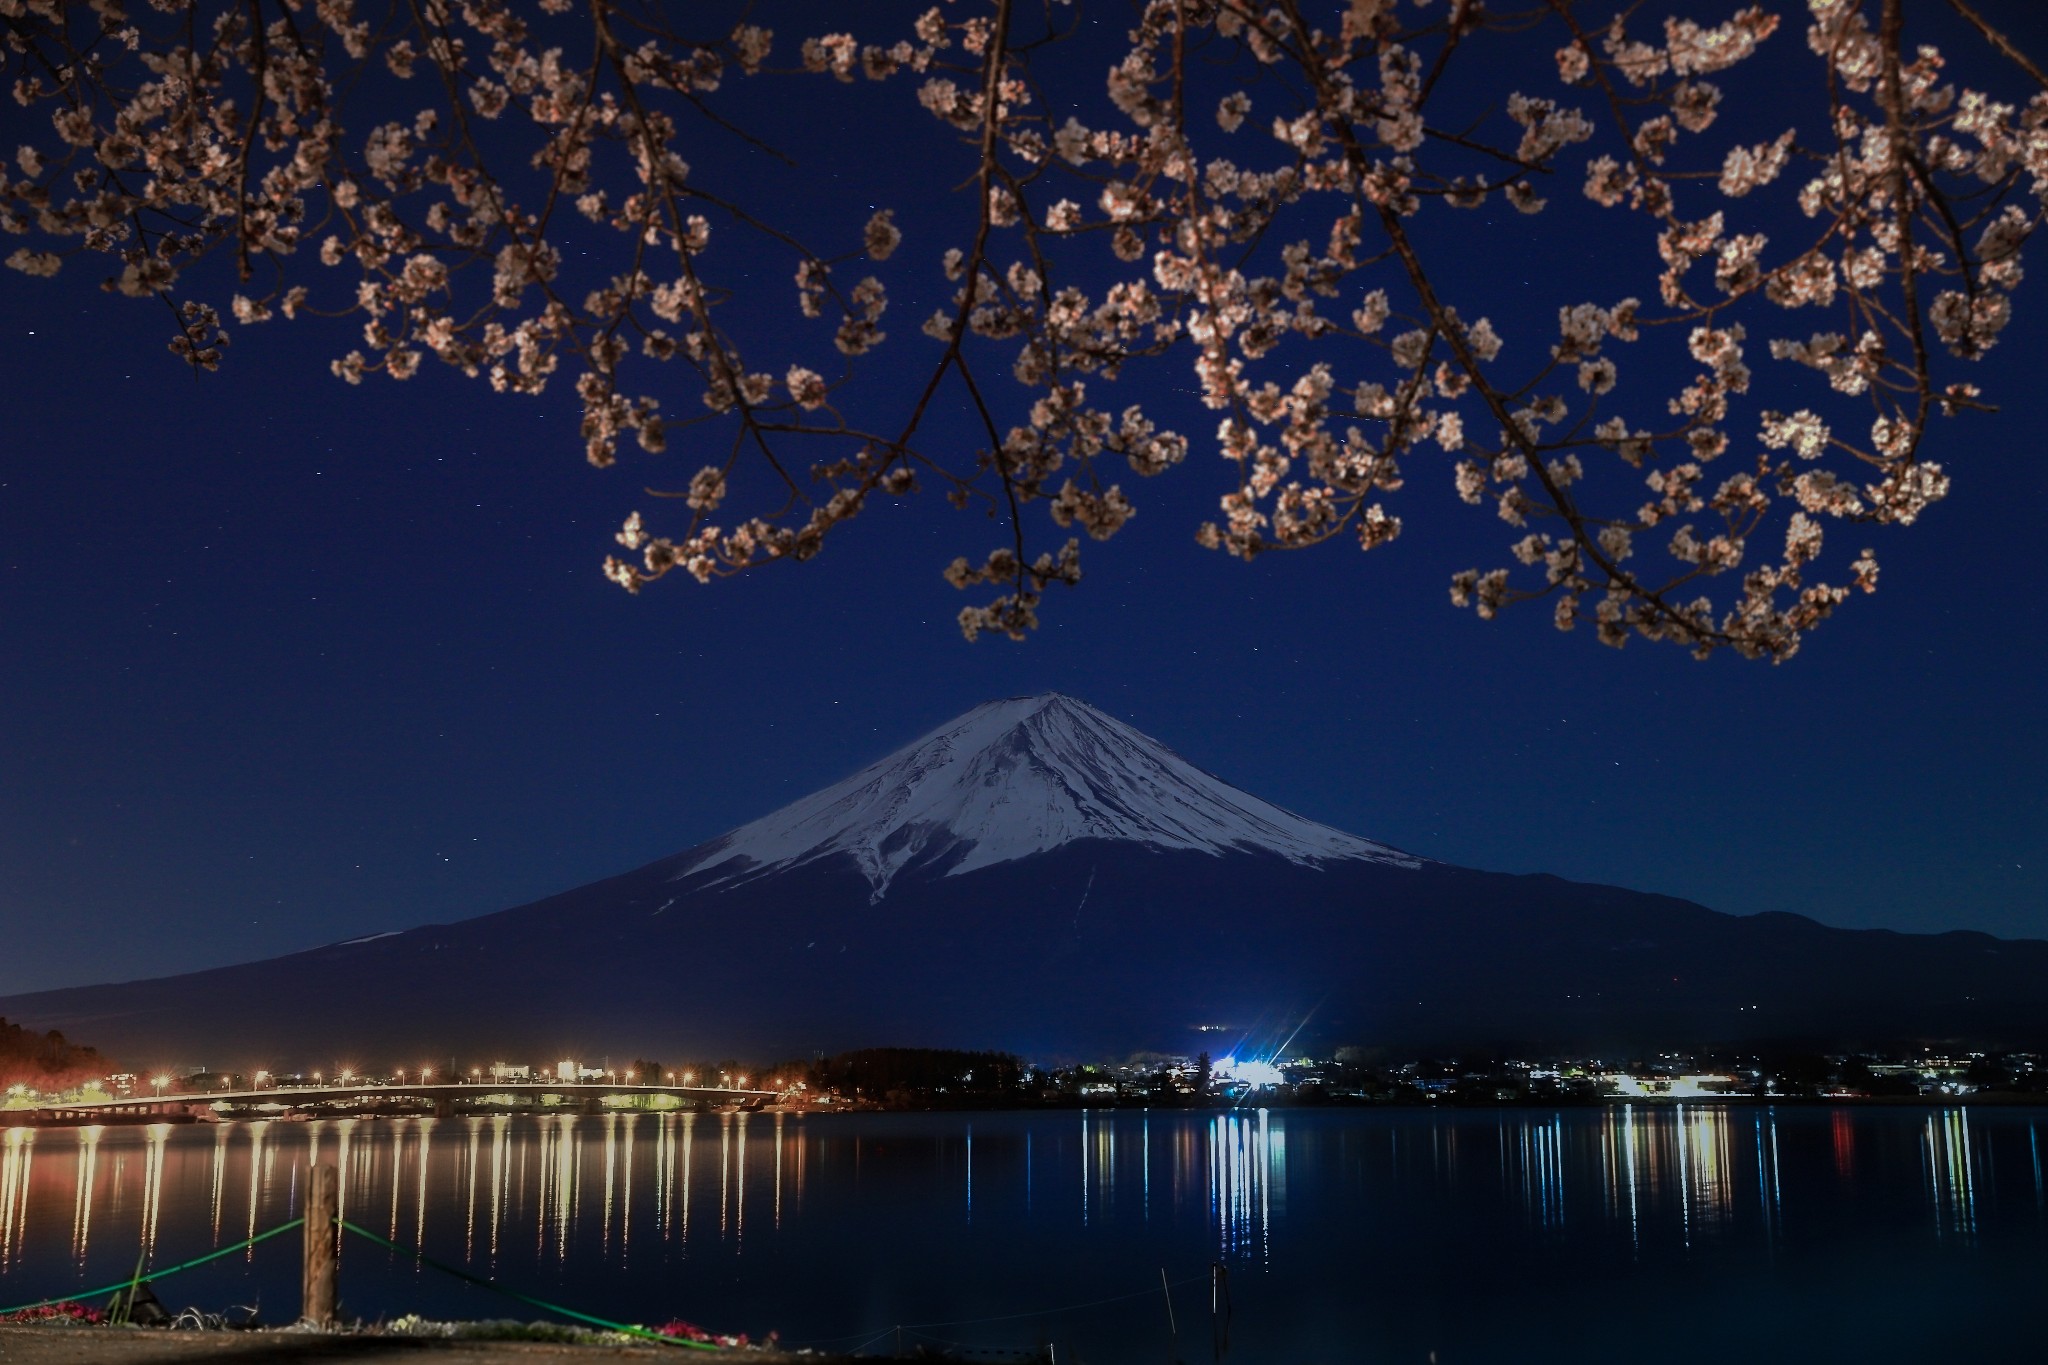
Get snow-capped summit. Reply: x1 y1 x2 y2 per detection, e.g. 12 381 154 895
675 692 1421 900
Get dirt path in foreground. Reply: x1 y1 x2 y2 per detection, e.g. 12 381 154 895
0 1327 891 1365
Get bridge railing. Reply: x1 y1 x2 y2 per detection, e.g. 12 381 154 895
20 1080 782 1111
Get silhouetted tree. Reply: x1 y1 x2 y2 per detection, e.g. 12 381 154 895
808 1047 1026 1102
0 1017 110 1091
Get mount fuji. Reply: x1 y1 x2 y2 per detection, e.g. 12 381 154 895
676 693 1420 901
5 693 2047 1068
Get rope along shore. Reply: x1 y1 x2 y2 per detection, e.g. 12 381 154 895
1 1215 712 1349
336 1220 716 1351
0 1218 306 1316
6 1213 1211 1358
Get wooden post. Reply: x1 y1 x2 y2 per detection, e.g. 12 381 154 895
302 1163 338 1326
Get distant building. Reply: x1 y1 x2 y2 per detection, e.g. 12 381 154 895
490 1063 532 1081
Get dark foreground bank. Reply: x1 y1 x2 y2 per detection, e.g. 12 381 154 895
0 1325 970 1364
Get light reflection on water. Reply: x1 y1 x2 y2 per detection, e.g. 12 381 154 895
1 1105 2033 1269
0 1105 2042 1363
1210 1110 1276 1262
69 1128 98 1263
0 1126 28 1270
1923 1107 1976 1240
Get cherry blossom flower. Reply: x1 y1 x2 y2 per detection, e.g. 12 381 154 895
0 0 2034 662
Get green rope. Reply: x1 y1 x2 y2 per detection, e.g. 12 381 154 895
4 1213 721 1349
0 1216 306 1316
336 1220 717 1351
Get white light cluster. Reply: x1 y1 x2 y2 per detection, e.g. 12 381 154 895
1216 1056 1285 1089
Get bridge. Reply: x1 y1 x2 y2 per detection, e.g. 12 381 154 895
5 1080 783 1128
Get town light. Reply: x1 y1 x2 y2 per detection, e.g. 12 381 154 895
1215 1056 1285 1089
151 1075 169 1097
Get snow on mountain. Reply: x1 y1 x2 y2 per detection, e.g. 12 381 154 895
675 693 1421 900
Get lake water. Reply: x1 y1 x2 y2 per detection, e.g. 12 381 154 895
1 1106 2044 1362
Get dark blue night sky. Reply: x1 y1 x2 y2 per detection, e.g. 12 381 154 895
3 1 2046 996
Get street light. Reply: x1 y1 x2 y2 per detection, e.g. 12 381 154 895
151 1075 169 1098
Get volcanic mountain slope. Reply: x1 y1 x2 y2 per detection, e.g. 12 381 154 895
5 693 2047 1069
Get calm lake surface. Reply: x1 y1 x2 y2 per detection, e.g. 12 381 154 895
2 1106 2044 1362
